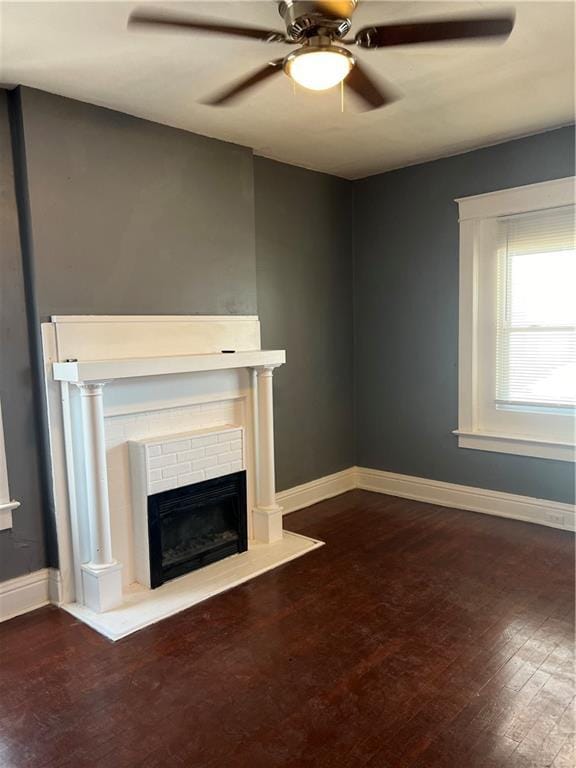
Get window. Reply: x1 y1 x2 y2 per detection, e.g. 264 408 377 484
455 178 575 462
496 206 575 410
0 400 20 530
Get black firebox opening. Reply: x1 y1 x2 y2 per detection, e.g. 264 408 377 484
148 471 247 589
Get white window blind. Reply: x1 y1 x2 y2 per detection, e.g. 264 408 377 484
496 205 576 409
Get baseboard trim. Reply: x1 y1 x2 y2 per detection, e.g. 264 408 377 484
355 467 575 532
0 567 61 623
2 468 572 624
278 466 574 531
277 468 356 515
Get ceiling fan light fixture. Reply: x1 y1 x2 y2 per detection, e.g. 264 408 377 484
128 3 515 109
285 46 354 91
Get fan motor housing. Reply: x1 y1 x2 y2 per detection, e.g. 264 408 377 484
278 0 357 40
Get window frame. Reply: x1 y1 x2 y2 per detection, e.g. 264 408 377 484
0 400 20 530
454 177 576 463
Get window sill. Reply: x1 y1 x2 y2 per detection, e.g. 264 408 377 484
453 431 575 462
0 499 20 532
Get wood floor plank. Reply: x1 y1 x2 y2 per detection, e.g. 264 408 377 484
0 490 573 768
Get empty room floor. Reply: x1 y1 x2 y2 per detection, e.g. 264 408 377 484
0 490 574 768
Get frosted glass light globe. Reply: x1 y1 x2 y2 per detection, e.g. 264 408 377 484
287 49 353 91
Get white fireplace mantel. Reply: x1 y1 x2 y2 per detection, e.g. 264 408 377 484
42 315 294 621
53 350 286 384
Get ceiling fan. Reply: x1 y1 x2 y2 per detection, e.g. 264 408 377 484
128 1 515 111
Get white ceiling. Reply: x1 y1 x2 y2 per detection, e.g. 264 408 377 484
0 0 574 179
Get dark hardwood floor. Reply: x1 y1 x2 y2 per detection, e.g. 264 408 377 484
1 490 574 768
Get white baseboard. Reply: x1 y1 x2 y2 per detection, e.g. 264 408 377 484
277 468 356 515
355 467 575 532
0 567 61 623
1 468 572 625
278 466 574 531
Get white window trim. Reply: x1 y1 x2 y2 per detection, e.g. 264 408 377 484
0 401 20 531
455 177 576 463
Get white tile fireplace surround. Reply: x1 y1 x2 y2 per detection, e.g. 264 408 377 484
129 425 246 589
42 316 323 640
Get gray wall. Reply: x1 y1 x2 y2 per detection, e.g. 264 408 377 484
20 87 257 320
0 88 354 579
354 126 575 504
1 86 573 583
255 158 354 491
0 90 47 579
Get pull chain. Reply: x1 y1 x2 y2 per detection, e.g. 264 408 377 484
340 80 344 113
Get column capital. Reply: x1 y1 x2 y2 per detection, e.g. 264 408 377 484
75 381 110 395
253 364 281 375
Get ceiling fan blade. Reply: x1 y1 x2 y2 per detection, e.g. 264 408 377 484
355 15 514 49
128 9 288 43
202 60 285 106
345 62 397 110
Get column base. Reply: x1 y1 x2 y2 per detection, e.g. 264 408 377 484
252 505 284 544
81 561 123 613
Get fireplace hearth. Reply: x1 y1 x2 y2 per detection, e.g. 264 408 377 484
148 471 248 588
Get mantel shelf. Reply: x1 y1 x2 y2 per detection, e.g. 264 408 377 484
52 350 286 383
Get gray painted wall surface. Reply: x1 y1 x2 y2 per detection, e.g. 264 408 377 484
354 126 575 504
1 86 573 583
0 90 47 579
20 88 257 320
0 90 355 580
255 158 354 491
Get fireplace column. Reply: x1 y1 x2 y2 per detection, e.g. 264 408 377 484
252 365 283 543
75 382 123 612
